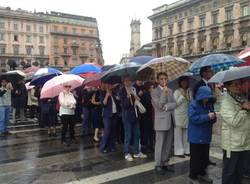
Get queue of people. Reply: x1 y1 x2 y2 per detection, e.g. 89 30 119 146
0 66 250 184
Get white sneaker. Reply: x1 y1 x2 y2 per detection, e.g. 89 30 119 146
133 152 147 159
125 154 134 162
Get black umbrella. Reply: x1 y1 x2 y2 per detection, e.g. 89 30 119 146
1 70 26 83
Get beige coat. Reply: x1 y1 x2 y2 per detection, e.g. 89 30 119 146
173 88 192 128
27 88 38 106
220 94 250 153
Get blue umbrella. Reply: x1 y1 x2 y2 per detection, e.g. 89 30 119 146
70 63 101 75
189 54 245 75
33 68 62 77
30 73 61 86
129 56 155 65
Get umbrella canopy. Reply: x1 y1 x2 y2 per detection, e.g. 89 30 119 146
40 74 84 99
1 70 26 83
137 56 190 81
102 62 141 82
70 63 101 75
30 73 61 86
189 54 244 75
83 72 106 87
129 56 155 65
168 72 200 91
208 66 250 84
33 68 62 77
101 64 117 72
238 47 250 66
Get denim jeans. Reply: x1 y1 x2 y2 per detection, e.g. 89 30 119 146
0 106 11 133
122 120 140 155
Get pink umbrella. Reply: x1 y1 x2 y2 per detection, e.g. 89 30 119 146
24 66 39 76
40 74 84 99
238 47 250 66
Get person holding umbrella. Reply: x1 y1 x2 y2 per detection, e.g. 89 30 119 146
59 83 77 146
0 79 13 136
220 79 250 184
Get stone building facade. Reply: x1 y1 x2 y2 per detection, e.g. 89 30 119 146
0 7 103 71
0 7 50 70
48 12 103 71
149 0 250 61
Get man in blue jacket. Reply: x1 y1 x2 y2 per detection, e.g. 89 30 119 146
188 86 216 184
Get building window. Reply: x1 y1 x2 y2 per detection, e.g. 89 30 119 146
226 9 233 20
64 58 68 66
14 35 18 42
212 13 218 24
54 36 58 44
13 45 19 55
0 21 4 29
72 47 77 55
0 46 5 54
63 47 67 54
26 24 31 32
90 48 94 57
89 30 94 35
81 38 86 46
14 23 18 31
188 19 193 30
200 17 206 27
39 46 45 55
72 39 77 44
81 29 85 35
63 27 67 33
54 58 58 66
26 35 32 43
81 58 85 64
26 46 32 55
82 48 86 55
39 36 44 44
54 46 58 55
242 5 249 16
39 25 44 33
169 25 173 36
90 59 94 63
72 28 77 34
53 26 58 32
64 38 67 44
0 33 4 41
178 22 183 33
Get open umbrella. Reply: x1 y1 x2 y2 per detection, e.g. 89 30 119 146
101 64 117 72
1 70 26 83
137 56 190 81
40 74 84 99
189 54 244 75
30 73 61 86
24 66 39 76
25 82 35 90
208 66 250 84
33 68 62 77
129 56 155 65
102 62 141 82
70 63 101 76
238 47 250 66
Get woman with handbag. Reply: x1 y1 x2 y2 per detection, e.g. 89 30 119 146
174 76 192 157
119 75 147 162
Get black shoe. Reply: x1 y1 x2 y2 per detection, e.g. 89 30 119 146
48 133 52 137
70 139 78 144
162 165 175 172
61 141 70 147
155 166 165 175
53 133 57 137
208 160 216 166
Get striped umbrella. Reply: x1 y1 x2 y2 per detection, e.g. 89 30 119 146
33 68 62 77
238 47 250 66
137 56 190 81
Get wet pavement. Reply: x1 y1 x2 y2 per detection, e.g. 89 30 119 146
0 122 249 184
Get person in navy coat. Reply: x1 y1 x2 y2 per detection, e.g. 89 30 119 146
188 86 216 184
99 83 119 153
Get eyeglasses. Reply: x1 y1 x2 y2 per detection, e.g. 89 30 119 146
64 85 71 88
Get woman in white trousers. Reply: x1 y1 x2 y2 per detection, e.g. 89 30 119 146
173 76 192 157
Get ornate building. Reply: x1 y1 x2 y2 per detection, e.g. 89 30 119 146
149 0 250 61
0 7 50 70
0 7 103 71
48 12 103 70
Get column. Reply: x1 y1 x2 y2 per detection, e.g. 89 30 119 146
183 34 188 55
205 30 212 52
218 26 225 50
173 37 178 56
193 32 199 54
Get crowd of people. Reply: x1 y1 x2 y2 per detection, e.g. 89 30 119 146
0 65 250 184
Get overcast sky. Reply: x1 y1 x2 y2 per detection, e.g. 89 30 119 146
1 0 177 64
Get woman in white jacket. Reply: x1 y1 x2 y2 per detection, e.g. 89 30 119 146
173 76 192 157
59 84 77 146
